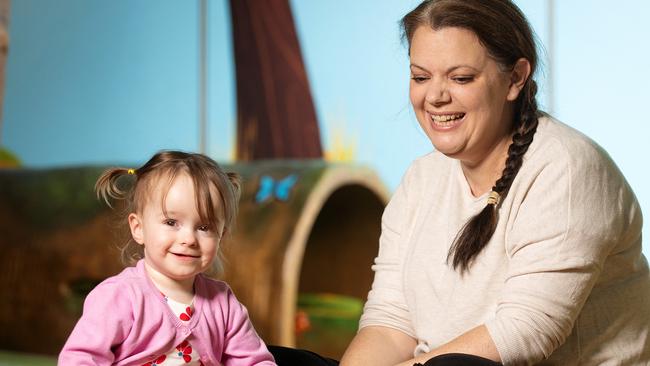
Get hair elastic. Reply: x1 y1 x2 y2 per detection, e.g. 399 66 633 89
487 191 501 206
127 169 136 175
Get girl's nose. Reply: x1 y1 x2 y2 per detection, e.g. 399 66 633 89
180 228 198 246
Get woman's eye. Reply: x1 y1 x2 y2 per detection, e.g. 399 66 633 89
452 76 474 84
411 75 429 83
164 219 176 226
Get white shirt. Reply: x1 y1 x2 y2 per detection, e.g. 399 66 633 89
360 116 650 365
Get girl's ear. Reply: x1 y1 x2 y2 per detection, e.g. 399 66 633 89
506 58 531 102
128 213 145 245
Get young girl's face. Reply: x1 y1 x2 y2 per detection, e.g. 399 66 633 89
128 172 225 288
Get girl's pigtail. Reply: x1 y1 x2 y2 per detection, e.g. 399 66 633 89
226 172 242 202
94 167 135 208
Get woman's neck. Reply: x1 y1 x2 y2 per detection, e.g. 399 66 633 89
144 262 196 304
460 136 512 197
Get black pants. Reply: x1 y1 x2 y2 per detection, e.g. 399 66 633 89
268 346 501 366
269 346 339 366
417 353 502 366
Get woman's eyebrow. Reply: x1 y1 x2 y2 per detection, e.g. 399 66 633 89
409 63 480 73
409 63 429 73
447 65 479 73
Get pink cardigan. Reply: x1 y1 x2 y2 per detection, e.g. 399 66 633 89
59 260 276 366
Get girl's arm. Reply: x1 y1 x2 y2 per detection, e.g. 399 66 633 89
58 281 131 365
340 326 417 366
221 285 276 366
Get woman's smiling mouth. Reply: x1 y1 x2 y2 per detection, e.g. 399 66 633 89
429 112 465 129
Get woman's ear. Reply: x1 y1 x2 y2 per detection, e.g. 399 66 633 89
128 213 145 245
506 58 531 101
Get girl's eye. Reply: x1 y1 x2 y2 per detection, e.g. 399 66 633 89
164 219 176 226
198 225 211 232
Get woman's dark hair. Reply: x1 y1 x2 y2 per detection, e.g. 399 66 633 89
401 0 541 272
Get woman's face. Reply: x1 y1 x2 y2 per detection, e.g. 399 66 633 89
409 26 524 167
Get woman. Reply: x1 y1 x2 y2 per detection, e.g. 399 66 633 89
338 0 650 365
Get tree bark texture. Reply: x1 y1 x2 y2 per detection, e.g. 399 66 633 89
230 0 322 160
0 0 10 136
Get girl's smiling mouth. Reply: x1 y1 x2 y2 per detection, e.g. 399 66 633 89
171 252 200 258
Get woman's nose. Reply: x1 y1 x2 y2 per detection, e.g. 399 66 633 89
425 79 450 106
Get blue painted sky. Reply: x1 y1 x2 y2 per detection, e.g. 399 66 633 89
2 0 649 250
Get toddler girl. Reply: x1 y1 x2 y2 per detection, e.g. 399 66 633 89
59 151 276 366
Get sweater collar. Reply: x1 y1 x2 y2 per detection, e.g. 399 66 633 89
135 259 206 329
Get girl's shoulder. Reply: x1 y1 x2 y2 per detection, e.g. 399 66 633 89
195 275 253 317
86 264 149 302
195 274 232 298
99 264 144 286
78 265 150 321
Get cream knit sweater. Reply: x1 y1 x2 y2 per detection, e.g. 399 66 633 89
359 116 650 365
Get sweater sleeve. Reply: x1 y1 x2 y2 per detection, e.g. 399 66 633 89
358 163 416 337
221 285 276 366
485 140 634 365
58 279 133 365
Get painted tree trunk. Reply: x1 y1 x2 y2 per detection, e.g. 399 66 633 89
0 0 10 136
230 0 322 160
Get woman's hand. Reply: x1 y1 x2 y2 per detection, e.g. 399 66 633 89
340 326 417 366
393 325 501 366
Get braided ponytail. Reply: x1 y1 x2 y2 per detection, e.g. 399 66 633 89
448 80 540 272
401 0 541 272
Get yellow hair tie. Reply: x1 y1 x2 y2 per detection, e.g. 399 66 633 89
127 169 136 175
487 191 501 206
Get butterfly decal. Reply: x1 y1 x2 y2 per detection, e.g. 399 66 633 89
255 174 298 203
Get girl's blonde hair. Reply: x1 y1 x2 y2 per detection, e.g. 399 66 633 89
94 150 241 274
